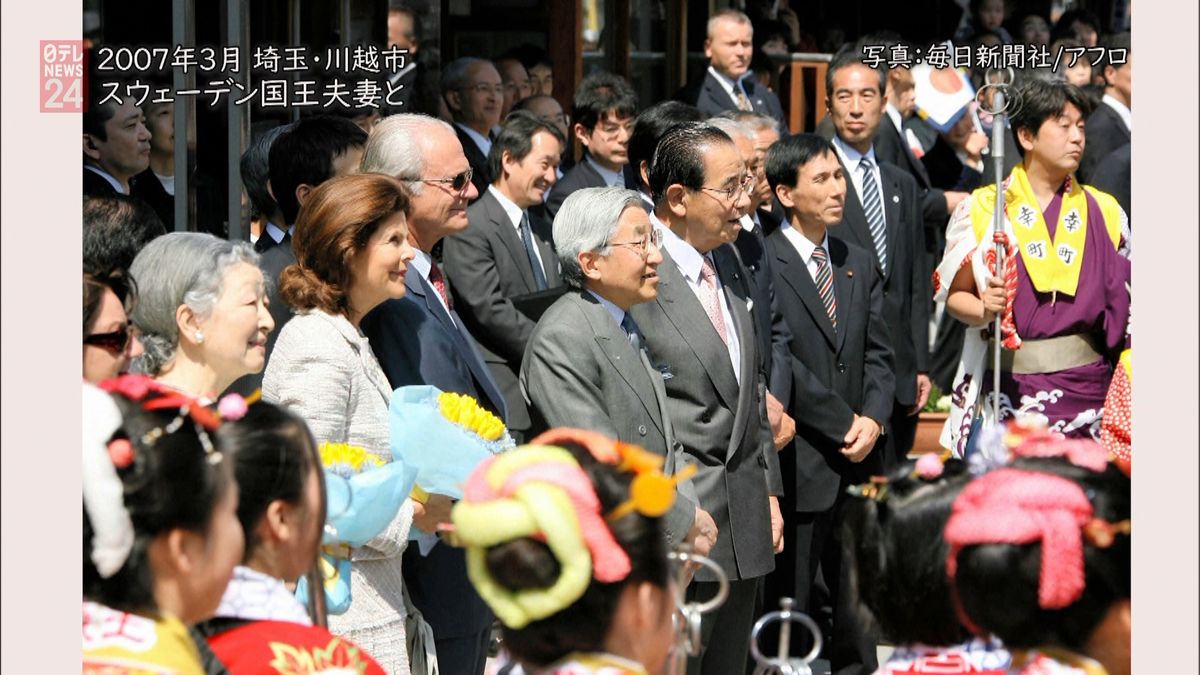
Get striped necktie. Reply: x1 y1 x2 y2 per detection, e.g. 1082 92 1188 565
812 245 837 329
734 88 753 112
858 157 888 275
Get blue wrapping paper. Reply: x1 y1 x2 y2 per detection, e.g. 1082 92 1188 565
389 385 515 500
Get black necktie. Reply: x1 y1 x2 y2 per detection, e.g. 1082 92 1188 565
519 210 549 290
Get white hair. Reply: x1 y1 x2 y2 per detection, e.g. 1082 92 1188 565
360 113 456 195
704 116 757 145
553 186 645 289
129 232 259 375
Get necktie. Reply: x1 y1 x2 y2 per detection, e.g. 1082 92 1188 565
519 210 549 290
698 256 729 344
858 157 888 274
428 259 452 311
734 88 753 112
620 313 641 350
812 245 837 329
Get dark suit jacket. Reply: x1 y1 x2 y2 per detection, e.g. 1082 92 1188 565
544 156 639 220
814 138 930 408
359 268 504 641
520 290 697 544
442 189 562 433
765 231 894 512
1088 143 1131 220
874 114 949 256
83 167 120 197
629 244 781 582
453 123 493 203
732 220 793 405
676 70 788 135
1078 102 1131 184
225 235 296 397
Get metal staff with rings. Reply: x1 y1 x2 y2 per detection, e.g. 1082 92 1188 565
663 545 731 674
749 597 823 675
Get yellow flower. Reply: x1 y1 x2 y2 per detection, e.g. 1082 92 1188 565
319 442 385 476
437 392 506 441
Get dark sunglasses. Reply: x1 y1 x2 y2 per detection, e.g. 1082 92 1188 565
421 168 474 193
83 325 132 355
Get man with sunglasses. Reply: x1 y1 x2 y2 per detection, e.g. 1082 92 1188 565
442 56 504 201
443 111 565 446
521 186 713 557
629 123 784 675
358 113 503 675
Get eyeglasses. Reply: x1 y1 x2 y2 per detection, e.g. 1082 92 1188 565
462 83 505 97
608 228 663 258
421 167 474 193
595 122 635 140
83 325 132 355
697 174 755 202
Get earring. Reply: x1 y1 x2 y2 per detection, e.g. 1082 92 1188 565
195 331 205 344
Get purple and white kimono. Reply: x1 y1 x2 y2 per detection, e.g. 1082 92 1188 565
933 176 1131 457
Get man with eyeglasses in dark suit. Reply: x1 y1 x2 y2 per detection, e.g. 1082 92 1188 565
442 57 504 201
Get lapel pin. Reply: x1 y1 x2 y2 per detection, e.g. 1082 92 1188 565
847 270 854 278
892 195 900 203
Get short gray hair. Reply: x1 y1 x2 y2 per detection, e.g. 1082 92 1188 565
705 116 757 145
129 232 260 375
441 56 487 94
553 186 644 289
360 113 455 195
722 110 780 138
706 9 752 39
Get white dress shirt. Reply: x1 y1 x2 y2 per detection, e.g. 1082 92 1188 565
654 213 742 384
831 134 888 232
488 185 546 273
410 249 454 325
779 221 831 285
264 221 294 245
455 122 492 158
1101 93 1132 132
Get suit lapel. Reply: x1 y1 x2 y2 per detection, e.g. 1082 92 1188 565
408 271 455 335
487 193 538 292
829 239 856 354
654 250 740 410
703 72 736 111
712 246 756 461
880 164 901 283
772 232 837 348
578 295 666 436
529 207 561 285
885 116 931 186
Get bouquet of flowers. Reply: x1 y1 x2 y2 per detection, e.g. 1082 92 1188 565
296 442 417 615
389 385 516 500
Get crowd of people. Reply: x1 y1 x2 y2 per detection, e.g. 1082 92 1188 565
82 5 1132 675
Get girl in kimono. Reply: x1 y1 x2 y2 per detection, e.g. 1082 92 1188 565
83 378 244 674
451 429 684 675
945 448 1130 675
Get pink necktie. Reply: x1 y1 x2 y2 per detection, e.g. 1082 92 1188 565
699 256 729 344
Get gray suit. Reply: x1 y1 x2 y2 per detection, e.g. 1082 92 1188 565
629 244 781 675
520 290 697 544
